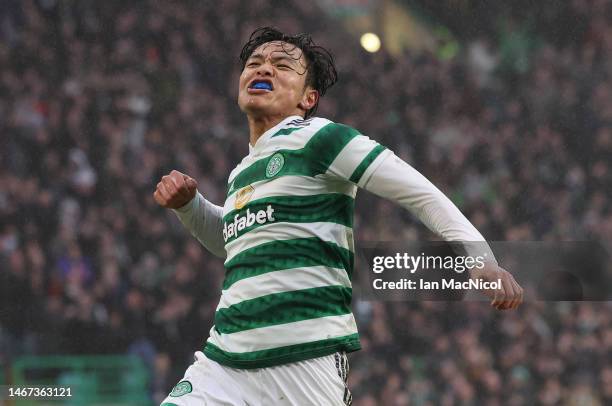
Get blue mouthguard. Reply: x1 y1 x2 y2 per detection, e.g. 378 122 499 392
252 82 272 90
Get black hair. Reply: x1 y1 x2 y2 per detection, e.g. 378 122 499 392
239 27 338 119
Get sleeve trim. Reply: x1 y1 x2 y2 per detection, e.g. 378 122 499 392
349 145 387 184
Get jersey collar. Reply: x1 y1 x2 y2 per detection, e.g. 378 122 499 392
248 115 303 155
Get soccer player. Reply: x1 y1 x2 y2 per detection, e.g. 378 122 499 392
154 27 522 405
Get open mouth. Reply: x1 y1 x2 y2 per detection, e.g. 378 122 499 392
248 79 273 91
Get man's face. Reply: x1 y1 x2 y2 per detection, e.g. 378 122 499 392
238 41 316 118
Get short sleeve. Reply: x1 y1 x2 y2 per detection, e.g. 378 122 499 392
306 122 392 186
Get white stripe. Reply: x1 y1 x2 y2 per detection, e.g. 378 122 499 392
225 221 354 263
257 117 331 153
217 266 351 310
207 313 358 353
227 118 332 183
224 175 356 214
326 135 380 180
251 118 331 156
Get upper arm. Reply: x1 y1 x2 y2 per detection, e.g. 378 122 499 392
306 123 391 186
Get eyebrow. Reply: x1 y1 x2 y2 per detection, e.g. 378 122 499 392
247 53 299 65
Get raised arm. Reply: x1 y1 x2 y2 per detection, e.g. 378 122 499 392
361 153 522 310
319 127 493 247
154 170 226 258
362 153 493 248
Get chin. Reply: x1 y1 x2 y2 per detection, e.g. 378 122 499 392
240 101 274 118
242 106 273 119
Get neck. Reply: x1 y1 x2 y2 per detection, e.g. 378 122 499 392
247 112 303 147
248 115 282 146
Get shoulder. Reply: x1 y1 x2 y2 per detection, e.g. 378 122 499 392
266 116 334 151
272 116 331 137
303 118 362 150
274 116 360 136
307 117 360 134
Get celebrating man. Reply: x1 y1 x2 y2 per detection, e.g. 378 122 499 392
154 27 522 405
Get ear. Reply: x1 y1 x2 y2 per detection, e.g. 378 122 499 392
298 88 319 112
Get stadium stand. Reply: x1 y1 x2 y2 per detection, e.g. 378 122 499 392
1 0 611 404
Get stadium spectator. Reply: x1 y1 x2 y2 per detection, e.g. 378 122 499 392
1 0 610 403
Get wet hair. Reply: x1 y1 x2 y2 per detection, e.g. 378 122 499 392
239 27 338 118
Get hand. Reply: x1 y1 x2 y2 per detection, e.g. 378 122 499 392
153 170 198 209
470 262 523 310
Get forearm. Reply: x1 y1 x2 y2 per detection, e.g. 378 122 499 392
172 192 226 258
363 153 497 263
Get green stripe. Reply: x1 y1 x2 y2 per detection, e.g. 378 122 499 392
228 123 359 197
305 123 360 174
161 403 179 406
271 127 302 137
223 237 354 289
223 193 354 244
215 286 352 334
204 333 361 369
349 144 387 184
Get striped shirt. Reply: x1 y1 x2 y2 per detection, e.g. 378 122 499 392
174 114 495 369
204 115 390 368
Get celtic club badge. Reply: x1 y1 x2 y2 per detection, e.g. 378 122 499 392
170 380 193 397
266 153 285 178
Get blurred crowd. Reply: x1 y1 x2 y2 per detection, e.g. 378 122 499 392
1 0 611 404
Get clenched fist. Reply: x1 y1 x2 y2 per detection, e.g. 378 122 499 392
470 262 523 310
153 170 198 209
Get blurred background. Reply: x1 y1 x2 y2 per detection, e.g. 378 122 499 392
1 0 611 404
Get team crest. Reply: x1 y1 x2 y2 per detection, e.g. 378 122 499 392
170 380 192 397
266 153 285 178
235 185 255 209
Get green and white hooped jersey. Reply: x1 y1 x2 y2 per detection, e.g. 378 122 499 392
203 115 391 369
